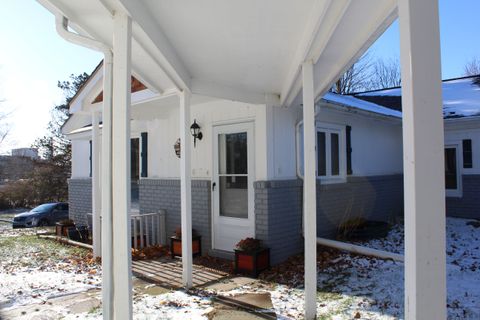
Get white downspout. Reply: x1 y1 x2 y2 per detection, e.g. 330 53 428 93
55 15 114 320
295 103 404 262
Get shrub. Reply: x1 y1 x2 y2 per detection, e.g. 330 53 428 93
235 237 262 252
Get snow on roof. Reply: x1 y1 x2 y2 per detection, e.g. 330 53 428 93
322 92 402 118
357 76 480 119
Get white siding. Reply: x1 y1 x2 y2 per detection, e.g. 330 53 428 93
70 97 405 181
139 97 269 180
289 106 403 179
445 127 480 174
71 139 91 178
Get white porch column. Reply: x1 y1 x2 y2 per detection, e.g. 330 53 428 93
398 1 446 319
111 11 133 319
302 61 317 320
92 111 101 258
101 54 114 319
179 90 193 288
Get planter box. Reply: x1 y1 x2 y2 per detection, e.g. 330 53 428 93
234 248 270 278
56 222 75 237
170 235 202 258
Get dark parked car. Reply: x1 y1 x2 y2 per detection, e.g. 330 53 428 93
12 203 69 228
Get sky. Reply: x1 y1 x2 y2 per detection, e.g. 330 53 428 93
0 0 479 154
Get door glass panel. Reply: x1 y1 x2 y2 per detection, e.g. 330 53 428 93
317 132 326 176
219 132 247 175
219 176 248 218
218 131 248 218
331 133 340 176
445 148 457 190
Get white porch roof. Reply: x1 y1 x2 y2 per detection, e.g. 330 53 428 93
38 0 396 106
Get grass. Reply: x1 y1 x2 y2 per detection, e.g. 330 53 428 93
0 226 91 271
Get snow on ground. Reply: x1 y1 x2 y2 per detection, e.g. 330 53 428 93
0 222 102 311
1 217 479 319
60 290 214 320
213 217 480 319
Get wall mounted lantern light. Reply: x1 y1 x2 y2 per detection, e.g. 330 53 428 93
190 119 203 147
174 138 181 158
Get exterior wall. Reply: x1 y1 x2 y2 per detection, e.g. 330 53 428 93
138 97 269 181
254 180 303 265
68 178 92 226
444 126 480 217
254 175 403 265
316 175 404 237
279 105 403 180
447 175 480 219
71 139 91 178
139 179 212 254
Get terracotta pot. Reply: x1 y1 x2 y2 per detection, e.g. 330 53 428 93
55 221 75 237
170 235 202 258
234 248 270 278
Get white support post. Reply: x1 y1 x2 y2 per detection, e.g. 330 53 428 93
302 61 317 320
398 1 446 319
111 11 133 319
92 111 101 258
179 90 193 288
101 47 114 320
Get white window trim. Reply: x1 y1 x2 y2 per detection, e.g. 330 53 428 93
130 136 141 181
316 122 346 183
445 142 463 198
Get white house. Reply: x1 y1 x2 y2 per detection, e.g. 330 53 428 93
38 0 447 319
66 73 480 264
355 75 480 219
65 64 406 265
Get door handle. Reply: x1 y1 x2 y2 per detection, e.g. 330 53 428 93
212 182 216 191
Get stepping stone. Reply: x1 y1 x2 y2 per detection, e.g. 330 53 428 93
212 292 276 319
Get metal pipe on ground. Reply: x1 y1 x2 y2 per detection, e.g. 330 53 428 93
317 236 404 262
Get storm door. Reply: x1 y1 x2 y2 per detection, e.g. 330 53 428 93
212 122 255 251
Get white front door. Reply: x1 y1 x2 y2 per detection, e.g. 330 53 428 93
212 122 255 252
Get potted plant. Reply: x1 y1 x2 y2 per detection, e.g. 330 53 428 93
170 227 202 258
234 237 270 277
56 219 75 237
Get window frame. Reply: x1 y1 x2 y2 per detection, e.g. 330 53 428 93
444 142 463 198
315 122 347 183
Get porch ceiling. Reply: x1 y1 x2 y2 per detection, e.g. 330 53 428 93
38 0 397 105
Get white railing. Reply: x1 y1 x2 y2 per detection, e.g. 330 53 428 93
88 210 166 250
131 210 166 250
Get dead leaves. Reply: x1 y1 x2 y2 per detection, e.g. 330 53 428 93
131 245 169 261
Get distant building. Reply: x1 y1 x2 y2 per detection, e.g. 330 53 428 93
11 148 39 159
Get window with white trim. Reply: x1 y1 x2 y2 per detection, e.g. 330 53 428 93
316 123 346 181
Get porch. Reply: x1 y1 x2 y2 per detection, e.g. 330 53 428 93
41 0 446 319
131 257 229 289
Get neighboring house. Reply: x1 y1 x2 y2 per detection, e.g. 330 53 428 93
355 75 480 220
64 63 405 265
11 148 39 159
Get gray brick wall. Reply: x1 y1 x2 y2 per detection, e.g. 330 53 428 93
447 175 480 219
139 179 211 254
254 180 303 265
254 174 404 265
317 175 404 238
68 178 92 226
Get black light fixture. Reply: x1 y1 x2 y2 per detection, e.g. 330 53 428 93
190 119 203 147
174 138 181 158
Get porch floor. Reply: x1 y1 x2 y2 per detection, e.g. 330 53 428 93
132 257 230 288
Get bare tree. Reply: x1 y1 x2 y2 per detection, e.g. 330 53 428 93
464 57 480 76
332 53 373 94
0 100 11 147
369 57 401 90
